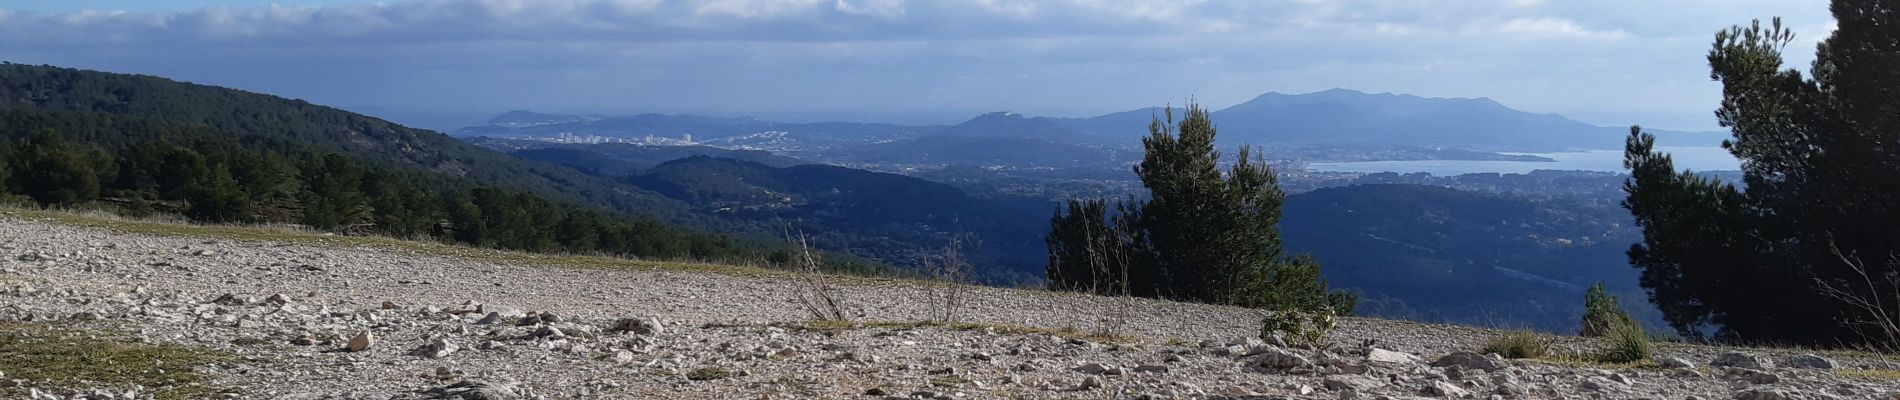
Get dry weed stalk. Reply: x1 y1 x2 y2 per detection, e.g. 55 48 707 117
790 230 848 322
1815 239 1900 352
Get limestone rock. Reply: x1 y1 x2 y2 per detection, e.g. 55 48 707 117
1659 357 1696 369
1781 354 1834 369
1368 348 1422 365
1423 380 1469 397
607 317 663 335
1710 352 1765 369
412 338 459 358
1431 351 1505 372
1251 348 1312 371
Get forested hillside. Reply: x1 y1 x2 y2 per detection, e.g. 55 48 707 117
0 64 801 267
1282 184 1655 331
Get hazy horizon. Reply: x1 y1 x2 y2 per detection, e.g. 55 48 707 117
3 0 1835 132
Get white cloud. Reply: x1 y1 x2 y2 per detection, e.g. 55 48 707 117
1490 17 1630 41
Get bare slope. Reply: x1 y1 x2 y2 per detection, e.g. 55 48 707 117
0 211 1894 399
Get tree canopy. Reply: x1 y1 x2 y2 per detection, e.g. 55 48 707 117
1623 0 1899 345
1047 103 1351 313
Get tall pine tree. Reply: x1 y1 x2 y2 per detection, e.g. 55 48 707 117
1625 1 1899 345
1048 103 1348 313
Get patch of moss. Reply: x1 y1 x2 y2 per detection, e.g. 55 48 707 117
0 323 236 400
686 366 732 381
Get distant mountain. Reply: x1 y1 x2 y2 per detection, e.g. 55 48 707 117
487 110 596 127
461 89 1720 158
463 137 807 171
457 113 923 145
934 111 1085 140
827 135 1135 169
1057 89 1719 151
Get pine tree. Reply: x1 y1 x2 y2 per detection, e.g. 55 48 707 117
1046 102 1350 313
17 130 100 206
1625 1 1899 345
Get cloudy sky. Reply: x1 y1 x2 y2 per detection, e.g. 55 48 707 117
1 0 1834 131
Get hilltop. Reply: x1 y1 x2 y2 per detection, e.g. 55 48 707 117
1 211 1894 399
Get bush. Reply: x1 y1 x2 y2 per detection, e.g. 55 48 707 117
1481 330 1554 359
1594 321 1651 363
1261 306 1337 349
1580 282 1634 337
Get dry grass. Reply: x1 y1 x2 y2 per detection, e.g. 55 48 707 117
1481 329 1556 359
1836 368 1900 381
0 322 237 400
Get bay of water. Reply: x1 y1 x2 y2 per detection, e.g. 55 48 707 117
1307 146 1741 175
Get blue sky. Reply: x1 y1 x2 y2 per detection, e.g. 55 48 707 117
0 0 1835 131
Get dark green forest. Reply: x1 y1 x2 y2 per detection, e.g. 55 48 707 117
0 63 867 270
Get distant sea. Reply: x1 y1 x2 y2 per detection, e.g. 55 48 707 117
1307 146 1741 175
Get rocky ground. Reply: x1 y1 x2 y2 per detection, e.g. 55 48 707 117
1 211 1898 400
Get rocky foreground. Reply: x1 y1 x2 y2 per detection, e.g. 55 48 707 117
0 212 1896 399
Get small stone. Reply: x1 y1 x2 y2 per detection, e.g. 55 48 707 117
290 336 318 346
1781 354 1833 369
1133 364 1169 373
410 339 459 358
380 301 399 310
1733 389 1796 400
345 331 373 352
264 294 290 305
1581 377 1616 391
1076 376 1102 390
208 293 246 306
1724 368 1780 385
1251 348 1312 370
1710 352 1765 369
1424 380 1469 397
1431 351 1505 372
970 352 994 361
1610 373 1634 385
863 388 888 396
1323 375 1381 391
1072 363 1111 375
532 326 565 338
1367 348 1422 365
608 349 636 363
1658 357 1695 369
607 317 663 335
475 312 503 325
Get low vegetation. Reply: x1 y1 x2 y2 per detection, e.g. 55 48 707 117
0 322 235 400
1482 330 1556 359
1261 307 1338 349
1580 282 1635 337
1593 321 1652 364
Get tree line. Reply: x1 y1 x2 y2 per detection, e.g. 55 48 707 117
0 108 753 262
1044 104 1354 314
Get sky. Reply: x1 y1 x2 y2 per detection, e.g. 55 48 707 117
0 0 1836 131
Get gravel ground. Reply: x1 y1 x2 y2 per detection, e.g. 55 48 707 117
1 212 1897 399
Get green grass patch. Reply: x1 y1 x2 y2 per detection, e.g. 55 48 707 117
1593 322 1651 363
1481 330 1555 359
0 322 236 400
